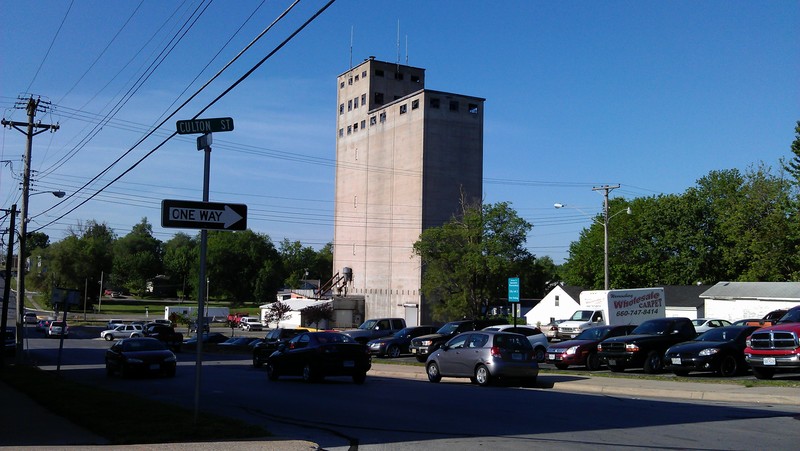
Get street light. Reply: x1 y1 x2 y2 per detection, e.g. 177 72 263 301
554 201 631 290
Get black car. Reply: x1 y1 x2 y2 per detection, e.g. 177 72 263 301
409 319 508 362
252 328 309 368
367 325 438 358
266 331 371 384
597 317 697 374
665 325 760 377
105 337 177 378
183 332 228 346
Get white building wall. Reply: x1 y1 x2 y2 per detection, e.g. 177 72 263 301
524 286 580 327
705 299 798 322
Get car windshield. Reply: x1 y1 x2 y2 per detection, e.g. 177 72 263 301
777 309 800 324
695 328 737 342
123 340 166 352
570 311 593 321
393 327 412 338
436 323 460 335
359 320 377 330
575 327 610 341
632 321 669 335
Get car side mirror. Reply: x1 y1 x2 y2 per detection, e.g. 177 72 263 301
441 344 449 352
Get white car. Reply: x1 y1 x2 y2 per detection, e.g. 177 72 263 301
24 312 38 324
48 321 69 338
691 318 732 334
240 317 263 331
100 324 144 341
482 324 549 362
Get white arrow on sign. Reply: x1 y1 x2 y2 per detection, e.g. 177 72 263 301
168 205 243 228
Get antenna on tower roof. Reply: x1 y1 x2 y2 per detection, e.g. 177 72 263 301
396 20 400 68
349 26 354 70
406 35 409 65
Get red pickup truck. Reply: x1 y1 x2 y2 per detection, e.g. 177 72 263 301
227 312 248 325
744 306 800 379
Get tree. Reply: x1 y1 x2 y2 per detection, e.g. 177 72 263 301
163 233 196 300
279 239 317 288
206 229 281 304
112 218 163 296
264 301 292 328
413 200 534 322
782 120 800 184
302 302 334 330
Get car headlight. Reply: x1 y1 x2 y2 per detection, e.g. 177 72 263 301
566 346 579 355
698 348 719 357
625 343 640 352
421 340 432 346
745 337 751 347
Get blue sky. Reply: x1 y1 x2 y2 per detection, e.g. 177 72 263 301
1 1 798 265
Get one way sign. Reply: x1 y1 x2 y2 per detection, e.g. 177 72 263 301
161 199 247 231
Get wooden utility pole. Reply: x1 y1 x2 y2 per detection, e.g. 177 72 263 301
2 96 59 362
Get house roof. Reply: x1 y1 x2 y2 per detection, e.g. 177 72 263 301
561 285 584 301
664 285 712 308
700 282 800 301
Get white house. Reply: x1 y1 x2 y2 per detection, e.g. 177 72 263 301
524 285 583 327
700 282 800 322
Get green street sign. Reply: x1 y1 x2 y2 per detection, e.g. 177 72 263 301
176 117 234 134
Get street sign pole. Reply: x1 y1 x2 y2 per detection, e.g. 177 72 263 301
194 133 211 423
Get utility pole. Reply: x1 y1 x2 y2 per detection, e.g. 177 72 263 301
592 184 620 290
2 96 59 362
1 205 17 369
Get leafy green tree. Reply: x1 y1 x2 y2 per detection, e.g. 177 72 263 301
782 120 800 184
279 239 317 288
264 301 292 328
206 229 281 304
112 218 163 296
310 242 334 281
163 233 196 300
413 201 534 322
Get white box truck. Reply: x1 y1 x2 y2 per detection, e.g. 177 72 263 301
557 287 665 340
164 306 229 322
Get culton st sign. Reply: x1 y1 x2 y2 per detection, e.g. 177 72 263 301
176 117 234 135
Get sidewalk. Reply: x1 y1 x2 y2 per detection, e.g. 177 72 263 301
1 363 796 449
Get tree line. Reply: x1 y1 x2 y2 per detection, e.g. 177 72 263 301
25 219 332 308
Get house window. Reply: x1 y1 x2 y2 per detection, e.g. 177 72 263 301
361 93 366 105
379 112 386 122
338 128 343 137
347 125 352 135
399 104 407 114
374 92 384 105
355 74 359 82
353 122 358 131
348 77 353 85
411 99 419 110
348 100 352 111
430 98 440 109
354 97 359 108
360 120 366 129
362 70 367 78
353 195 357 208
449 100 459 111
468 103 479 114
375 69 384 77
369 116 376 126
411 75 420 83
339 104 344 115
555 295 559 307
340 81 344 89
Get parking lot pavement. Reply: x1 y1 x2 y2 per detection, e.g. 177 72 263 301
367 362 800 406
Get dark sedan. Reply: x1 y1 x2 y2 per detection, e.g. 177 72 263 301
252 327 309 368
664 325 759 377
105 337 177 378
367 325 437 358
545 324 636 370
266 331 371 384
183 332 228 346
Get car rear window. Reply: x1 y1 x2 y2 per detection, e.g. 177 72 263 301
493 334 532 350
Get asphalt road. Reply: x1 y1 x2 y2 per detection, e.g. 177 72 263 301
18 325 800 450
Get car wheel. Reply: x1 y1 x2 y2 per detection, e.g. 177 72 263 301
253 354 262 368
585 352 601 371
534 346 546 363
643 351 663 374
387 345 401 358
555 363 569 370
608 364 625 373
105 334 114 341
302 363 316 383
672 370 690 377
752 366 775 380
717 355 738 377
415 355 427 363
352 372 367 384
426 362 442 383
266 363 279 381
475 364 492 387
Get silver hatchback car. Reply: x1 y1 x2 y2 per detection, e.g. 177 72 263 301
426 331 539 387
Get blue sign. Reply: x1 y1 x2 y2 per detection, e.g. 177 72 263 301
508 277 520 303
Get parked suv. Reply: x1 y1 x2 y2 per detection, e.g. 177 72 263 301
409 318 508 362
252 327 309 368
240 317 264 331
341 318 406 344
744 306 800 379
597 317 696 374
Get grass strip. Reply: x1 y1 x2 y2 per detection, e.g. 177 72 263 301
0 365 270 445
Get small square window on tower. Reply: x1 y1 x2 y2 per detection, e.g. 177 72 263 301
468 104 479 114
399 104 407 114
379 112 386 122
370 116 376 126
411 99 419 110
430 98 440 109
449 101 459 111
